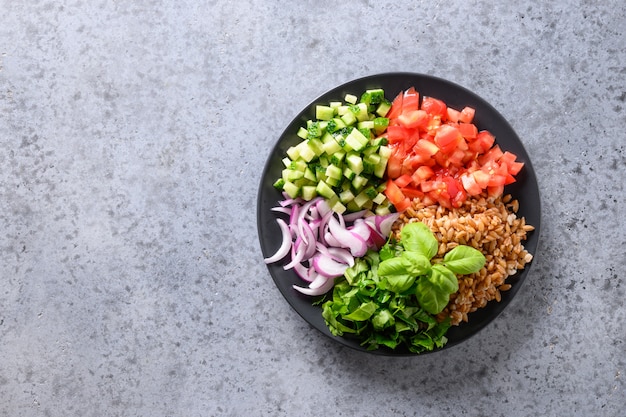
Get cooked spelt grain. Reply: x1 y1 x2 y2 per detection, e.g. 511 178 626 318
391 193 534 326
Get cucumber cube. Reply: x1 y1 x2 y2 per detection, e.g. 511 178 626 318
346 153 364 175
344 94 358 104
297 127 308 139
316 105 335 121
283 181 300 199
301 185 317 201
325 164 342 180
339 189 355 203
376 100 392 117
315 180 336 199
345 129 369 152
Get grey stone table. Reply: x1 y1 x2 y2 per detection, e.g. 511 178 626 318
1 1 624 416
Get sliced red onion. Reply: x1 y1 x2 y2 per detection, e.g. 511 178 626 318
348 219 372 241
312 252 349 278
263 218 291 264
308 271 329 289
266 199 400 297
315 199 331 217
342 209 369 223
292 275 335 296
301 222 318 260
328 217 368 257
293 262 316 282
327 247 355 267
324 231 341 248
377 213 401 237
283 243 305 270
271 206 292 215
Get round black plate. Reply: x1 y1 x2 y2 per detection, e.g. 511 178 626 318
257 73 541 356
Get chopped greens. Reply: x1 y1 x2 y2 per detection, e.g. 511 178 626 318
320 222 485 353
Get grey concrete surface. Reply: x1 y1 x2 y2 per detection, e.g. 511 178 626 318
1 1 624 416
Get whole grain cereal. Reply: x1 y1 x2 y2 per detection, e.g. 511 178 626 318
391 193 535 325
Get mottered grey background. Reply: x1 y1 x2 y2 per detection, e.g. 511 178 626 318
1 1 624 416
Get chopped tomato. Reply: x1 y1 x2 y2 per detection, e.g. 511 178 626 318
398 110 429 129
421 97 447 118
400 187 425 200
386 91 404 120
383 87 524 211
459 106 475 123
384 179 411 212
433 125 462 153
394 174 413 188
446 107 461 123
458 123 478 139
402 87 420 112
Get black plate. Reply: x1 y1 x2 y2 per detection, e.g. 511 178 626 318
257 73 541 356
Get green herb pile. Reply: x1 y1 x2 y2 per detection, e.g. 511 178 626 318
319 222 486 353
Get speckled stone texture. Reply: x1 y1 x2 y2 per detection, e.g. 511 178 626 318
0 0 624 416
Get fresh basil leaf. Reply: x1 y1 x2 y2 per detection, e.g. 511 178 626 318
322 303 356 336
381 274 416 293
400 222 438 260
377 257 409 277
342 301 377 321
415 273 452 315
372 309 394 330
410 333 435 351
431 264 459 294
400 251 432 276
378 242 395 261
443 245 486 274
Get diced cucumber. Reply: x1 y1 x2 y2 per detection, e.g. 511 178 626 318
301 185 317 200
351 103 370 122
373 145 391 178
329 150 346 167
361 88 385 105
273 178 285 189
283 181 300 199
325 164 342 180
375 204 392 216
307 121 322 138
282 168 304 182
352 174 368 190
363 186 378 200
286 146 300 161
325 175 341 187
339 189 355 203
358 120 375 130
373 117 389 135
372 192 387 205
316 180 336 199
304 166 317 182
316 105 335 121
340 110 357 127
354 190 371 208
307 138 324 156
273 88 396 213
321 133 342 154
343 166 356 180
344 129 369 152
344 94 358 104
330 200 346 214
376 100 392 117
346 153 364 175
297 127 308 139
